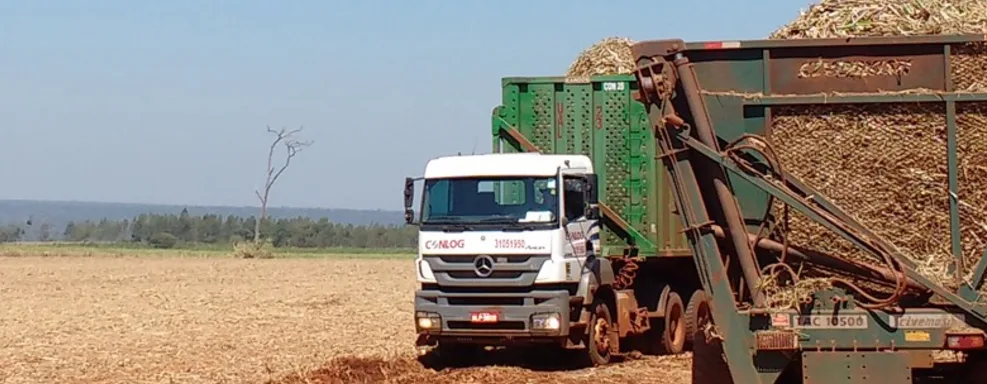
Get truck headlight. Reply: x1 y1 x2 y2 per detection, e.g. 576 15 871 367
532 313 561 330
416 312 441 330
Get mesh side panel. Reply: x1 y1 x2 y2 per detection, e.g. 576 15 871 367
564 89 577 155
603 92 629 247
531 86 554 152
951 43 987 92
578 90 592 157
769 103 950 283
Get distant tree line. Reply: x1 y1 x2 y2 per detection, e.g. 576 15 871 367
1 209 417 249
0 225 25 243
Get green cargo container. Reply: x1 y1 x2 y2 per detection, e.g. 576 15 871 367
491 75 690 258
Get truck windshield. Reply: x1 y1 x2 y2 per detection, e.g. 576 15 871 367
421 176 558 225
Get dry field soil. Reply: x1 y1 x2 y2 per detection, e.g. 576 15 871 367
0 255 690 384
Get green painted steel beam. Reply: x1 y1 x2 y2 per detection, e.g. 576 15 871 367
962 247 987 301
947 101 964 285
729 92 987 106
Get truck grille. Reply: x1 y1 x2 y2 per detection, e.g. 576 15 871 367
447 297 525 306
423 254 549 288
447 271 524 279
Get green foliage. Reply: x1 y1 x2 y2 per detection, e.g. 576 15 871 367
0 225 25 243
62 213 417 249
148 232 179 249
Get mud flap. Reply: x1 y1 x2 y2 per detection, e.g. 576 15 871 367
691 328 733 384
802 351 912 383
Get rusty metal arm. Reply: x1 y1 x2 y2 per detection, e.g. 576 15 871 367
709 225 926 292
675 127 987 320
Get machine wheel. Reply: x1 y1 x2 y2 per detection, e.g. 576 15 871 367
658 291 686 354
579 300 615 367
685 290 711 345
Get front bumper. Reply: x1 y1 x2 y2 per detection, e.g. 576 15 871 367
414 288 573 344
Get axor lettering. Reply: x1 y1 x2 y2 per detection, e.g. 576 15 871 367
424 239 465 250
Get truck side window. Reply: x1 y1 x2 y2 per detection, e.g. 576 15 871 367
563 176 585 222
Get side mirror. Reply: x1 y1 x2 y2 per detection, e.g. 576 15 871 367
584 174 599 204
585 204 600 221
584 174 600 220
404 177 415 208
404 177 417 225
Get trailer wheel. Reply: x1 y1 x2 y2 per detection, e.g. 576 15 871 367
685 290 711 345
579 300 614 367
659 291 686 354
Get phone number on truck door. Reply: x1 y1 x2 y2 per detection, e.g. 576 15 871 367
494 239 526 249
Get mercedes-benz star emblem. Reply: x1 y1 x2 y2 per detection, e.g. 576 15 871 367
473 255 494 278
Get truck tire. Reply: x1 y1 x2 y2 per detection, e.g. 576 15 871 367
659 291 686 354
685 290 711 345
579 300 614 367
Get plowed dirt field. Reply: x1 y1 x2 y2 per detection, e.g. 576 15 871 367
0 256 690 383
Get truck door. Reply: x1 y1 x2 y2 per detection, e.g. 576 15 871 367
562 176 596 259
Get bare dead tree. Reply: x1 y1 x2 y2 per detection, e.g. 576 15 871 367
254 126 313 243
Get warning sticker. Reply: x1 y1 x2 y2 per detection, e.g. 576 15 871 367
771 313 791 328
905 331 931 342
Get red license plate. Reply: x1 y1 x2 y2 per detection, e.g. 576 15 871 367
470 312 499 323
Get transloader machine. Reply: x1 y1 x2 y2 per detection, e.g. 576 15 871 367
406 33 987 382
629 35 987 382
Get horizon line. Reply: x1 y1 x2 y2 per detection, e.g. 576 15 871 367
0 198 401 213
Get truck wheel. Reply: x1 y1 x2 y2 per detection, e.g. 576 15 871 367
579 300 614 367
685 290 711 345
659 291 686 354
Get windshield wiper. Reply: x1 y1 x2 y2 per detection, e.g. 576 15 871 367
503 224 537 232
440 224 472 232
477 215 518 223
422 216 474 232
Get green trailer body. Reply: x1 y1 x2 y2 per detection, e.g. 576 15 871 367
628 34 987 383
491 75 690 258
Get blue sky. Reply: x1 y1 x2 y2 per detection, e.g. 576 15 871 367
0 0 808 210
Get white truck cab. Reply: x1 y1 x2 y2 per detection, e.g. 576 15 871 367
403 152 606 365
